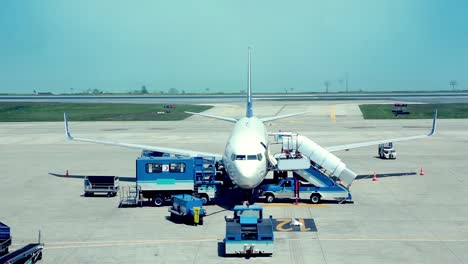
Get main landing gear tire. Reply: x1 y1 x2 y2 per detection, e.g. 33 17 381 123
265 194 275 203
152 194 164 207
310 194 321 204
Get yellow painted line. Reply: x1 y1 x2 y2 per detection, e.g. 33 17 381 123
259 203 328 208
330 105 336 122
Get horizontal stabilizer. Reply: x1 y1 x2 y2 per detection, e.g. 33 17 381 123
260 111 311 123
185 111 237 123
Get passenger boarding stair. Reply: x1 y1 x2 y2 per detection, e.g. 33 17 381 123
271 133 358 187
294 166 336 188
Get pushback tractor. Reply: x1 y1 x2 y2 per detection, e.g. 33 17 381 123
224 205 274 256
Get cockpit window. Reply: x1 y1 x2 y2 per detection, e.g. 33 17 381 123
247 155 257 160
235 155 246 160
257 153 263 161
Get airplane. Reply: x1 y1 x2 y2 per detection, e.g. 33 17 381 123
64 47 437 194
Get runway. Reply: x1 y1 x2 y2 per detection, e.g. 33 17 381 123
1 92 468 104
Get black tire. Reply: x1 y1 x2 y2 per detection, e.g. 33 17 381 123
199 194 209 205
265 194 275 203
107 192 112 197
152 194 164 207
310 194 321 204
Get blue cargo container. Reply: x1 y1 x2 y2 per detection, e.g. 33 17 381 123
168 194 206 225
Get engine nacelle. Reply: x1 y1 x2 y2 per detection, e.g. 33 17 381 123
282 135 357 186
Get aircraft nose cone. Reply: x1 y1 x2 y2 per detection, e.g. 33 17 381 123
235 166 262 189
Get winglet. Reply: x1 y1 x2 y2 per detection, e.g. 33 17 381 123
428 109 437 136
64 112 74 140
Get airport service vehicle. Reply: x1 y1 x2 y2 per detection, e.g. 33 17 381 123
0 223 43 264
168 194 206 225
64 48 437 195
136 155 219 206
260 167 352 204
224 205 274 256
378 142 397 159
0 222 11 256
84 176 119 197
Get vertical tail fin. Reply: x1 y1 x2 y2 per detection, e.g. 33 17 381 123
246 47 253 118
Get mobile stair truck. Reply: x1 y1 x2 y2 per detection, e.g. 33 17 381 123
259 166 352 204
120 155 221 207
224 205 274 256
168 194 206 225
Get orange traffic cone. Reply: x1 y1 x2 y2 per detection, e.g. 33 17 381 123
66 170 69 177
372 172 377 181
420 167 424 176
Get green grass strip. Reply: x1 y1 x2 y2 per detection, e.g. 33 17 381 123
0 102 212 122
359 103 468 119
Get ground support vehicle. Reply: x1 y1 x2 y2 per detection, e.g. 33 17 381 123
132 155 221 207
168 194 206 225
224 205 274 256
260 166 352 204
0 222 11 256
0 243 44 264
378 142 397 159
84 175 119 197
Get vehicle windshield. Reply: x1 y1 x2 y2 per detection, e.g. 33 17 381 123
236 209 260 219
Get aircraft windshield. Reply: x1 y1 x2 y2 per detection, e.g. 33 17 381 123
247 155 257 160
235 155 246 160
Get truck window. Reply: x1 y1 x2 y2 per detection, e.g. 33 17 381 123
284 181 292 187
170 163 185 173
146 163 162 173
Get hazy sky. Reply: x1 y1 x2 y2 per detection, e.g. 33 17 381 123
0 1 467 93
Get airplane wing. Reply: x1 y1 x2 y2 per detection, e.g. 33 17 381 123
64 113 223 159
324 110 437 152
260 111 311 123
184 111 237 123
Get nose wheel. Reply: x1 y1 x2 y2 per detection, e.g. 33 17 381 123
243 189 257 205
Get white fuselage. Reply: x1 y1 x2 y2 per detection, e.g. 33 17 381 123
223 117 269 189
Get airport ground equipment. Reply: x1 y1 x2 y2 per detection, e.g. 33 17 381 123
0 243 44 264
260 167 352 204
84 176 119 197
224 204 274 256
378 142 397 159
136 155 221 206
0 222 11 256
270 133 357 187
168 194 206 225
0 225 43 264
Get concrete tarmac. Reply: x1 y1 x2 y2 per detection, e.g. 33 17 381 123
0 101 467 263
